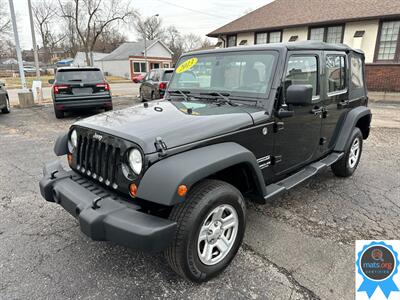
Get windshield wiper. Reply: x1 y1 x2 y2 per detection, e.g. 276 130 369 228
167 90 191 101
200 92 237 106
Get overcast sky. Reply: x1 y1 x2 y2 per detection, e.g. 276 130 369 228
13 0 273 50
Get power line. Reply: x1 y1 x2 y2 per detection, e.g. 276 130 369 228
153 0 236 20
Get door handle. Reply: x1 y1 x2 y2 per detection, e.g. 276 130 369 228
311 106 322 115
337 101 349 109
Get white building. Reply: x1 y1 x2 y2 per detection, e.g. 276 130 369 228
72 52 108 67
95 40 173 79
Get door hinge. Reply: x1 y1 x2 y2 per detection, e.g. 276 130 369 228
273 122 284 133
271 155 282 165
154 137 168 157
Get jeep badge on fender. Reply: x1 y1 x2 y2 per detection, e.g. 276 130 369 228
39 41 371 282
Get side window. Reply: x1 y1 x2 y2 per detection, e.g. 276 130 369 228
326 55 346 93
285 56 319 96
351 56 364 89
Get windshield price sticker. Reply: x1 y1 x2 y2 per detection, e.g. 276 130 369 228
176 57 198 73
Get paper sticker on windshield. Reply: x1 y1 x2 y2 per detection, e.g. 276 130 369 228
176 58 198 74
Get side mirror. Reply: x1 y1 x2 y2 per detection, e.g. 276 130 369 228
285 85 313 106
48 79 55 85
0 81 5 87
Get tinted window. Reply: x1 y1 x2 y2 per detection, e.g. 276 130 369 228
133 62 140 73
326 55 346 93
162 71 173 81
56 69 104 83
285 56 318 96
351 56 364 89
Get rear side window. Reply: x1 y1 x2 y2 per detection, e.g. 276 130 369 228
285 56 319 96
162 71 173 81
326 55 346 93
56 69 104 83
351 56 364 89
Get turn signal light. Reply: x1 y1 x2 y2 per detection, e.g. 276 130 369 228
177 185 188 197
129 183 138 198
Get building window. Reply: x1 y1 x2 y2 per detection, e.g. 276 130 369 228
377 21 400 61
133 62 147 73
326 55 346 93
255 31 282 44
309 25 344 43
227 35 237 47
285 56 319 96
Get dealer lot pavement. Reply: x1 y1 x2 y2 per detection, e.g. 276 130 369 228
0 98 399 299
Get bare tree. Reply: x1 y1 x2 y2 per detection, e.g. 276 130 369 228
32 0 59 62
134 15 164 41
182 33 202 51
93 27 126 53
0 0 10 36
59 0 136 66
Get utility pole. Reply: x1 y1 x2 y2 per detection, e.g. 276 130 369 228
27 0 40 79
8 0 27 89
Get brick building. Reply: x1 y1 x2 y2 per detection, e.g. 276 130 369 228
207 0 400 92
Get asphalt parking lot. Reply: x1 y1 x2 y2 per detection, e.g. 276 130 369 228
0 98 399 300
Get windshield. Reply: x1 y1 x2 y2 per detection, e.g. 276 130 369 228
168 51 278 98
56 69 104 83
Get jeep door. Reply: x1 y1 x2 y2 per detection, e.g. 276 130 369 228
318 51 349 155
273 51 323 176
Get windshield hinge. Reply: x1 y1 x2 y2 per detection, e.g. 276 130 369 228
154 137 168 157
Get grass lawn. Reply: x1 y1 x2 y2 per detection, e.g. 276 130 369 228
0 75 131 89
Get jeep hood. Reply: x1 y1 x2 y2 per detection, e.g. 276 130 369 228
74 100 256 154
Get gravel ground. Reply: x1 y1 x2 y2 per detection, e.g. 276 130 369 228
0 99 399 300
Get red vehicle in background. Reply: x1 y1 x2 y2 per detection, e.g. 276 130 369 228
132 73 146 83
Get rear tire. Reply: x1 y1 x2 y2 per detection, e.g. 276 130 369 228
331 127 363 177
1 96 10 114
54 108 64 119
165 179 246 283
140 90 146 102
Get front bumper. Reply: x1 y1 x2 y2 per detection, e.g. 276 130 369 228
39 161 176 252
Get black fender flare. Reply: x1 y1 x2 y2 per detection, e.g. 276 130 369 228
136 142 266 206
54 132 69 156
334 106 372 152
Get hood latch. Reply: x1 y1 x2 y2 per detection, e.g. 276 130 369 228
155 137 168 157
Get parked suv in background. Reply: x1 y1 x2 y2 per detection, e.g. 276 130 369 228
40 42 371 282
50 67 112 119
139 68 174 101
0 81 10 114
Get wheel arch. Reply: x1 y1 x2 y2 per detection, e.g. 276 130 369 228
334 106 372 152
136 142 267 206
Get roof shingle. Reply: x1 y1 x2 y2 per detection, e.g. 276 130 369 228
208 0 400 37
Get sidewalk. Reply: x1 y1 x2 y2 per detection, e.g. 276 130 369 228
8 82 140 105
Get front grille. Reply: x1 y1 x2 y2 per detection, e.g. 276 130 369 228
75 132 121 189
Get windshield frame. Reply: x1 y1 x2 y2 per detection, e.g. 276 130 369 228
168 50 280 101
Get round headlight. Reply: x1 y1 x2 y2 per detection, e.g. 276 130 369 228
128 149 143 174
68 129 78 153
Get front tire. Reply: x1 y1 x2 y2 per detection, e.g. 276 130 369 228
165 179 246 282
140 90 146 102
331 127 363 177
54 108 64 119
1 96 10 114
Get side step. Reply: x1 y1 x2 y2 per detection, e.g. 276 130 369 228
264 152 344 201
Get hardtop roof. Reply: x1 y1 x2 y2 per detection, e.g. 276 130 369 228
182 41 364 57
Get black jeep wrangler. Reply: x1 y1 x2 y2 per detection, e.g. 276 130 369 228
39 42 371 282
